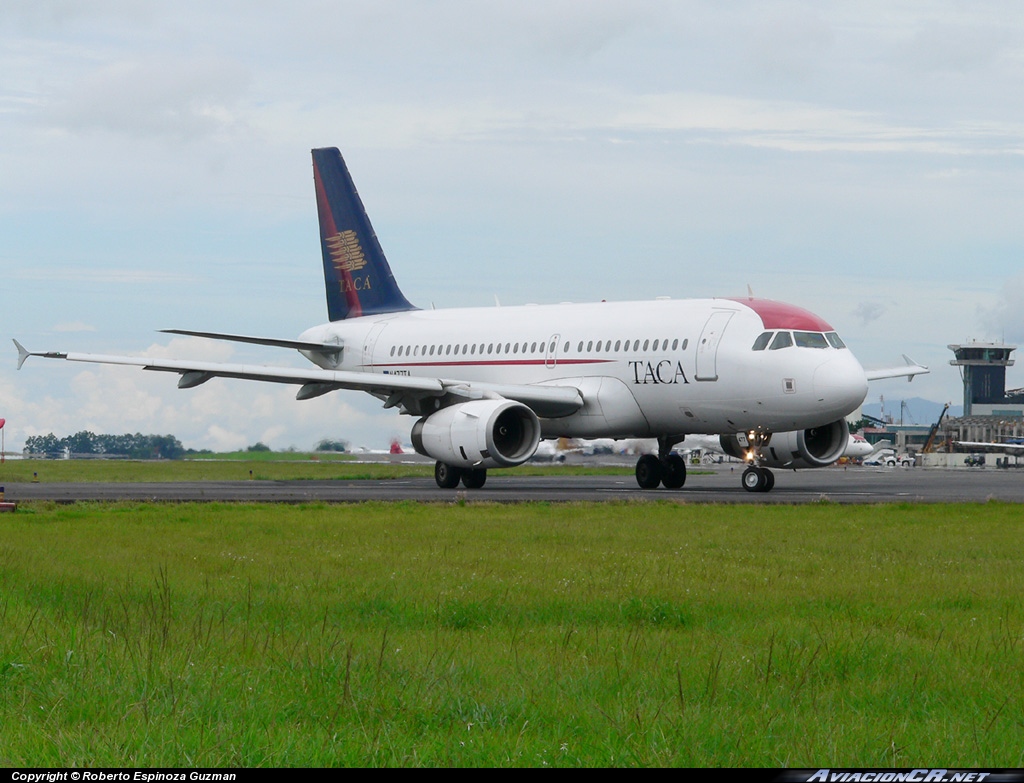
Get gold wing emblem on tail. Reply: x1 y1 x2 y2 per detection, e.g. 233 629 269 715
327 230 367 273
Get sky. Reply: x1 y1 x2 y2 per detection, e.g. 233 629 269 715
2 0 1024 453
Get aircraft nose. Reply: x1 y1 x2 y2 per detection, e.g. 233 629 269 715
813 354 868 415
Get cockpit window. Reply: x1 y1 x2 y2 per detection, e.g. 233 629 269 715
825 332 846 349
751 332 773 351
794 331 829 349
769 331 793 350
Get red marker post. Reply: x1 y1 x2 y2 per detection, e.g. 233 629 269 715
0 418 5 464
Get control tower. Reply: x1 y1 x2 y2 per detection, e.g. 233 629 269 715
948 342 1017 416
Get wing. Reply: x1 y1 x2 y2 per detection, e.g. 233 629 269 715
13 340 584 419
865 355 929 382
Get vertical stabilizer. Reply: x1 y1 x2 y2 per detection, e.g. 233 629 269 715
312 147 417 320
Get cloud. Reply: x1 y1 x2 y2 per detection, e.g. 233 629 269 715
43 55 251 142
853 301 889 327
978 274 1024 344
53 321 96 332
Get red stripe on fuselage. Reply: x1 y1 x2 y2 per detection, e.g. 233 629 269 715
727 298 833 331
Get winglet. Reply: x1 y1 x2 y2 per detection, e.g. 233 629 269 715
901 354 927 383
13 339 67 370
864 355 930 383
14 339 30 370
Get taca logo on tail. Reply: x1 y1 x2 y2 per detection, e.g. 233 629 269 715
312 147 417 320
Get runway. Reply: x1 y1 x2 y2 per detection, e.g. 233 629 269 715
5 464 1023 504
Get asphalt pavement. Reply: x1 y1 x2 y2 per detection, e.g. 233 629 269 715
4 463 1023 504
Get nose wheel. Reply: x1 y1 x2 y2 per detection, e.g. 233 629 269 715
741 466 775 493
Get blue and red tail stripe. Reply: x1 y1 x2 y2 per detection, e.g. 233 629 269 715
312 148 417 321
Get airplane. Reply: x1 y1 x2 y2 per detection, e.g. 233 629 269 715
953 439 1024 457
13 147 929 493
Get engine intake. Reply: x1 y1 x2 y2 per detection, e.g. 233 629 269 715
411 399 541 468
719 419 850 470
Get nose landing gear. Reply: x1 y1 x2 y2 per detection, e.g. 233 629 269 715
739 430 775 493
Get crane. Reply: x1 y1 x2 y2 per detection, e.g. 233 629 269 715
922 403 951 453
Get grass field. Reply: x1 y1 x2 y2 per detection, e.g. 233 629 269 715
1 500 1022 767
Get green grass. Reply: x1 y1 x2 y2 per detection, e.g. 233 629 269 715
0 458 638 483
0 501 1022 766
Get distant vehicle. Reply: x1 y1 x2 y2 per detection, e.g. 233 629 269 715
964 454 986 467
863 448 913 467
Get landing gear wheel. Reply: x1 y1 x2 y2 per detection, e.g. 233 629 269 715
661 453 687 489
434 461 463 489
742 466 767 493
461 468 487 489
741 466 775 493
635 454 663 489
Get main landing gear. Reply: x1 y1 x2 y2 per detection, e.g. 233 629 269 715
434 461 487 489
741 465 775 493
634 436 687 490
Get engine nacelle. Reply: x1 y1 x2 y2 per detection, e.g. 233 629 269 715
719 418 850 470
411 399 541 469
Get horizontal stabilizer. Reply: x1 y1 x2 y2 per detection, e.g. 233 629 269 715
160 329 342 354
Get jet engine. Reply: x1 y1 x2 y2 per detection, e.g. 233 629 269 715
719 418 850 470
411 399 541 468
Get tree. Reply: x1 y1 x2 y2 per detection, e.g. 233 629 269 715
315 439 348 453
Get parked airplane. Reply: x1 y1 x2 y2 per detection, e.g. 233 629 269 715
954 439 1024 455
14 148 929 492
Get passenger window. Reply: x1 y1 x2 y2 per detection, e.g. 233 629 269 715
826 332 847 349
751 332 773 351
769 332 793 350
794 332 828 349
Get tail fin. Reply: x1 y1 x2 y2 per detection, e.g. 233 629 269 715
312 147 417 321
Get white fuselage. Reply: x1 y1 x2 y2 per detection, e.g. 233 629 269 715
298 297 869 439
